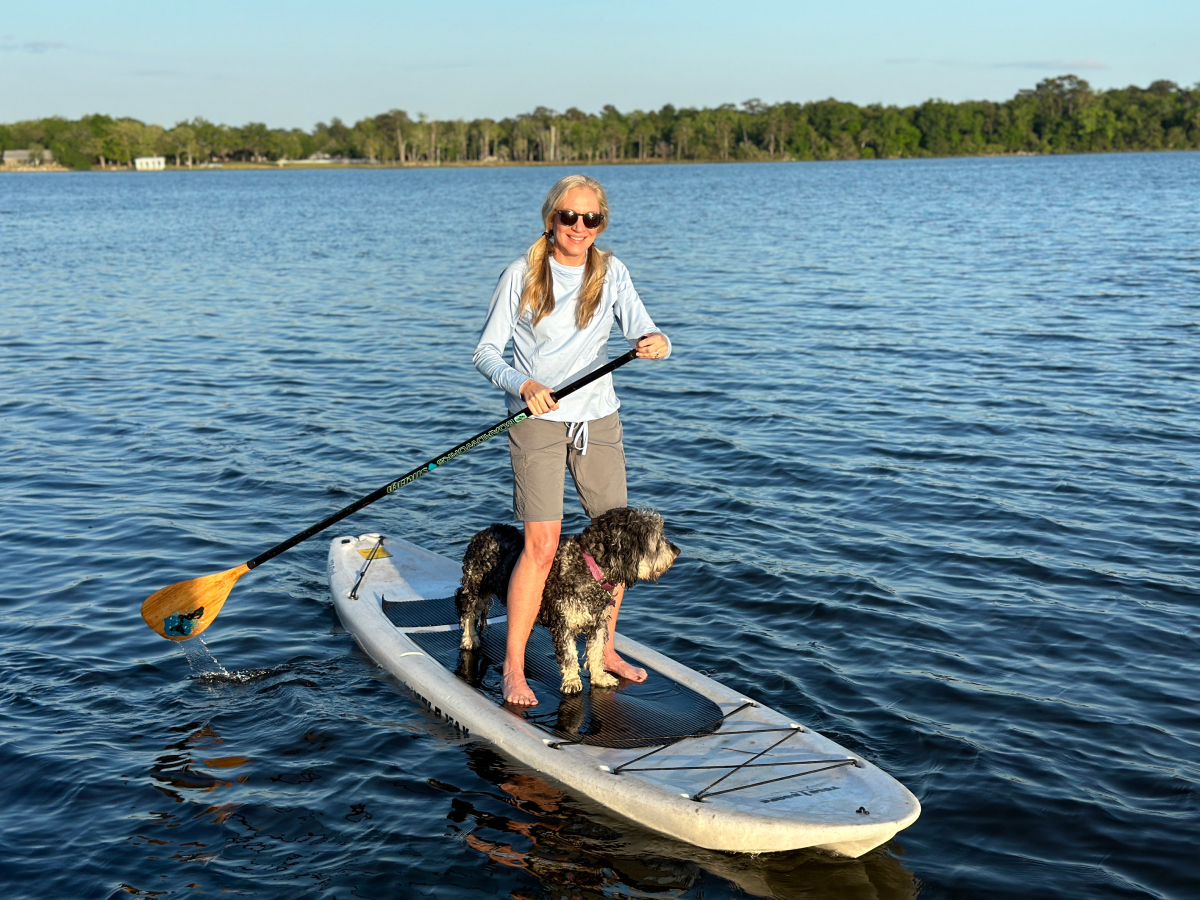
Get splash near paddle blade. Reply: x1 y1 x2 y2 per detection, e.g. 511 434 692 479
141 563 249 641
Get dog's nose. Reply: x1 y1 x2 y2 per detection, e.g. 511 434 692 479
669 541 680 560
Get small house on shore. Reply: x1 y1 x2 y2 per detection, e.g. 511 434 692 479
134 156 166 171
4 149 55 166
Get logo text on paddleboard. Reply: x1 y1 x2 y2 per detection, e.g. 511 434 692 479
760 785 840 804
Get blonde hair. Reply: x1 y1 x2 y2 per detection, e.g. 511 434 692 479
519 174 611 329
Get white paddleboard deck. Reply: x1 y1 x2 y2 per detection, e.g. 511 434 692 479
328 532 920 857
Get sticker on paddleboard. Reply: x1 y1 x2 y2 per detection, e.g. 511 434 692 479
357 547 392 559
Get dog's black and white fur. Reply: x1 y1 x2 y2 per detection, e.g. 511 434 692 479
455 507 680 695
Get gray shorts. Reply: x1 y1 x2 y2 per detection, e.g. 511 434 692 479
508 411 627 522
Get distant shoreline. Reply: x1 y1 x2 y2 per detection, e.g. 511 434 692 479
5 147 1196 174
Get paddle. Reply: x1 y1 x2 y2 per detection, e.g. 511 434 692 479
141 349 641 641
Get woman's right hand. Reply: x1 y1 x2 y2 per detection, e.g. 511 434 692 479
520 380 559 416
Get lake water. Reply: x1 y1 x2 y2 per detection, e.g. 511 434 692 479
1 154 1197 899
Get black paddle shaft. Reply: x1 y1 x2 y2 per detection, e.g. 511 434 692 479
245 348 640 570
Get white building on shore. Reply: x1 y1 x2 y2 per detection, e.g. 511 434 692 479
134 156 166 171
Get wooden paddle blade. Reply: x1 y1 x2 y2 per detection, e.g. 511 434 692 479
140 563 250 641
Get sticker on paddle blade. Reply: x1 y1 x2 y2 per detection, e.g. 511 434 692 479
164 607 205 637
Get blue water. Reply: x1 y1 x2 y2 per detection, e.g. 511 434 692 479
2 154 1197 899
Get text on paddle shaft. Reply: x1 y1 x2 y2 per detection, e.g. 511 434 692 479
384 413 527 494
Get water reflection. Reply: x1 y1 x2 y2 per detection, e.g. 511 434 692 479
454 745 919 899
134 720 252 875
147 722 250 803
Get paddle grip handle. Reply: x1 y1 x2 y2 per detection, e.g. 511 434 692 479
245 348 640 571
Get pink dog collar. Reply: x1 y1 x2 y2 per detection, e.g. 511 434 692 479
581 550 619 593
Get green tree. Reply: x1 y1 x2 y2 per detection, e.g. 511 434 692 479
105 118 157 167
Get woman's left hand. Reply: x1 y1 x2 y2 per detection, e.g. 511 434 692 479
635 333 669 360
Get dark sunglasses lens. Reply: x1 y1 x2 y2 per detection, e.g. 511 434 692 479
582 213 604 228
557 210 579 226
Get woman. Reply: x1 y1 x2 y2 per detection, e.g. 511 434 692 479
474 174 671 706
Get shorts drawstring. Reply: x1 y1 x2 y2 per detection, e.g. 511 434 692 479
567 420 589 455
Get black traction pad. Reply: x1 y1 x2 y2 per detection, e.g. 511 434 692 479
388 598 724 749
383 595 488 629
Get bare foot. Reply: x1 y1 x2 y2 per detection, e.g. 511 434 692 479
502 671 538 706
603 653 648 683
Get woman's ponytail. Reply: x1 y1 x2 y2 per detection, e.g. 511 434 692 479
519 231 556 324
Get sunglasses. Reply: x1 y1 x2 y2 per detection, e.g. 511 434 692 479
554 209 605 229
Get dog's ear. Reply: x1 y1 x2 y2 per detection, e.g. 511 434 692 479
579 523 602 560
614 517 648 586
581 510 639 586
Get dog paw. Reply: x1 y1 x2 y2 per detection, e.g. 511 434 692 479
560 674 584 695
458 632 480 651
591 671 620 690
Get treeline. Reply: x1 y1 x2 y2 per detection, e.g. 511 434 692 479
3 76 1198 170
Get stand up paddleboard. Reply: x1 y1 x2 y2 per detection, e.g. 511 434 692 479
328 532 920 857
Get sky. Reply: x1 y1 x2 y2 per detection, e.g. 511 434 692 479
2 0 1196 128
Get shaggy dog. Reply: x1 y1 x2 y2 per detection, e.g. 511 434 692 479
455 507 680 696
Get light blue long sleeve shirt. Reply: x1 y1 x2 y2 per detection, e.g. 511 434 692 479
473 255 671 423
